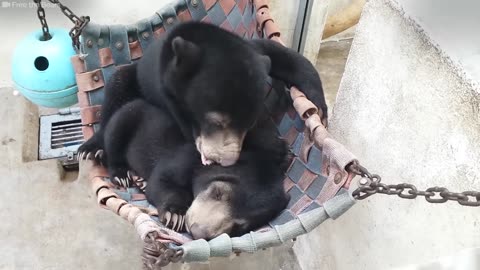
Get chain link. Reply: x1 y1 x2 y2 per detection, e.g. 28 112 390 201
33 0 90 51
142 231 184 269
349 162 480 207
33 0 51 40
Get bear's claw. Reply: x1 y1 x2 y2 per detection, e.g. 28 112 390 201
77 151 85 161
77 135 106 164
77 149 105 164
113 176 132 187
110 167 134 187
127 171 147 191
95 150 104 160
159 210 186 232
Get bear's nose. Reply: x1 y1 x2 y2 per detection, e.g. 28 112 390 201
190 223 210 240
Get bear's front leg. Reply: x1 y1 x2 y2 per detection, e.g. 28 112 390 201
77 132 106 165
250 39 329 125
146 169 194 232
145 145 198 232
103 100 145 187
78 64 141 164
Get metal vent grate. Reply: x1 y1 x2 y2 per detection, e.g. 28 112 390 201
50 119 84 149
39 108 84 169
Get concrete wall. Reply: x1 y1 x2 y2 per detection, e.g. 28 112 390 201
301 0 330 63
293 0 480 269
398 0 480 83
269 0 300 48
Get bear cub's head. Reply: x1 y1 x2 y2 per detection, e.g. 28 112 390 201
161 22 271 167
184 164 289 240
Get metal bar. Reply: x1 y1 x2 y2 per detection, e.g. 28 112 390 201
51 122 82 130
51 134 84 143
52 130 83 137
52 140 84 149
39 114 83 161
292 0 308 52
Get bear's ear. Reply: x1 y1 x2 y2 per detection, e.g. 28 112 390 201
259 55 271 73
171 36 201 70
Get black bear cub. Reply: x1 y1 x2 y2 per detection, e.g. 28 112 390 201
186 147 290 240
77 21 327 239
104 99 290 240
78 21 327 171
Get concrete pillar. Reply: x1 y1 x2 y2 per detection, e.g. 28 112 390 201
297 0 331 64
293 0 480 269
269 0 301 48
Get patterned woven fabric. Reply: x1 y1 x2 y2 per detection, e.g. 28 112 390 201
74 0 355 258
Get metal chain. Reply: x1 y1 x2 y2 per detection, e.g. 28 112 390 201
349 162 480 207
33 0 51 40
33 0 90 51
142 231 184 269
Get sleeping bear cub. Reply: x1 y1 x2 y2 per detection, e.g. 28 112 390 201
104 99 290 240
77 21 327 239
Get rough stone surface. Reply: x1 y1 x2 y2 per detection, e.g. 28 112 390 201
294 0 480 269
315 38 353 117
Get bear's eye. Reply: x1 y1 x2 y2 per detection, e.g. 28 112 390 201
211 121 223 129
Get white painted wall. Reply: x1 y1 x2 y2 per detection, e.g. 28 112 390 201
398 0 480 85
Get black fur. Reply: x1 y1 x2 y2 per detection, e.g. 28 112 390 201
104 99 289 229
192 125 291 237
76 21 325 233
78 21 326 168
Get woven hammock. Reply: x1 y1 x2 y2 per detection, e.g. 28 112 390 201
72 0 360 268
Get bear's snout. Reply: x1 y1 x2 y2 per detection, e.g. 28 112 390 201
195 133 244 167
190 223 210 240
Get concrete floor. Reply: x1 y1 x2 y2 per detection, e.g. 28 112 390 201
0 92 144 269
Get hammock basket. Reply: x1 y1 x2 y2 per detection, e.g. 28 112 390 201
72 0 360 268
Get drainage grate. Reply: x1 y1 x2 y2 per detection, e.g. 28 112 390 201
39 108 84 170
